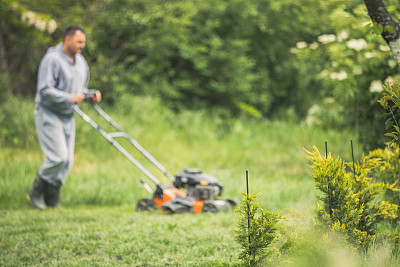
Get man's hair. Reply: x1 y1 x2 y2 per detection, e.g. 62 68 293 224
63 25 86 41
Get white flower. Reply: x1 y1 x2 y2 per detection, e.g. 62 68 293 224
346 39 367 51
330 71 348 81
337 31 349 42
318 70 329 79
309 42 319 50
388 59 397 69
35 19 47 31
308 104 320 115
369 80 383 93
47 20 57 34
352 66 363 75
296 41 308 49
21 11 57 33
379 44 391 52
385 76 394 84
318 34 336 43
365 52 377 58
306 116 314 126
306 105 321 126
21 11 36 26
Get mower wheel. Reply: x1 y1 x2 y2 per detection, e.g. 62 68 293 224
202 201 219 213
136 198 156 212
226 198 239 207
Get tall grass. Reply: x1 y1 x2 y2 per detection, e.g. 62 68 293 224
2 96 392 266
0 96 361 211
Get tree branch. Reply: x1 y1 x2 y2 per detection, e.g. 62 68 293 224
364 0 400 43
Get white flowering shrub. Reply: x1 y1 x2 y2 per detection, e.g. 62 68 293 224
293 1 400 148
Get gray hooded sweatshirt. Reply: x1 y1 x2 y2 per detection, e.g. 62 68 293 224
35 43 89 118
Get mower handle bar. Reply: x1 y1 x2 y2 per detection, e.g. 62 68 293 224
73 104 171 187
91 104 176 182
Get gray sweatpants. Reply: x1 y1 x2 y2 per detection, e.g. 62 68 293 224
35 105 75 187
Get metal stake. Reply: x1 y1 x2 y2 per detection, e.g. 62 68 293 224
325 140 332 216
325 140 328 159
246 170 251 257
351 139 356 178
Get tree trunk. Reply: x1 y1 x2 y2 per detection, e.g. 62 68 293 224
364 0 400 64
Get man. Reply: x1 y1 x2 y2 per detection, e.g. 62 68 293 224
27 25 101 209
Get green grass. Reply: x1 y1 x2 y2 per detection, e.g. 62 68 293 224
1 96 397 266
0 208 239 266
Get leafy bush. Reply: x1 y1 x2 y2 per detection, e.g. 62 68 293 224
235 191 283 266
368 143 400 221
0 97 37 148
379 82 400 146
87 0 337 119
295 2 400 149
307 147 398 250
0 1 57 97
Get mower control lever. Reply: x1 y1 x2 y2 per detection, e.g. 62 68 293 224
84 90 98 102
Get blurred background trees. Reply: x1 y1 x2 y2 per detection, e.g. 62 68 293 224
1 0 399 149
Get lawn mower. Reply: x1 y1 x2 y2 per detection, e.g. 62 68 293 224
73 99 237 213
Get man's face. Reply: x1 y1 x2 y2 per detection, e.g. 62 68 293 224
65 30 86 56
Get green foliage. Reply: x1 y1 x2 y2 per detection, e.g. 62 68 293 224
235 191 282 266
0 0 99 98
0 0 58 96
295 1 400 148
368 143 400 220
0 97 37 148
372 22 384 35
379 82 400 146
307 147 361 244
0 73 8 104
307 147 398 250
85 0 337 118
3 0 334 120
89 0 256 112
3 0 400 150
0 0 327 117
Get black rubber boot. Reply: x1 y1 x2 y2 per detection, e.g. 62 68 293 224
27 175 47 210
44 183 61 208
